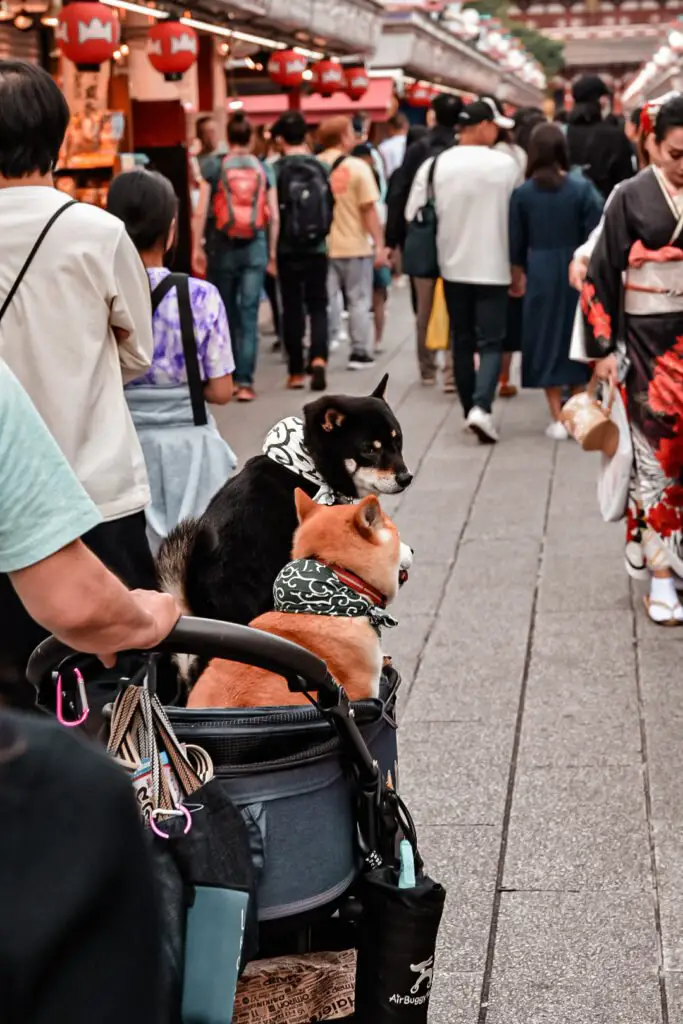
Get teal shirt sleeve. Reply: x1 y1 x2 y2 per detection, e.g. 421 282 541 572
0 362 102 573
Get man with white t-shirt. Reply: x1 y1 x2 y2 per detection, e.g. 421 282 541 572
0 60 155 683
406 98 523 443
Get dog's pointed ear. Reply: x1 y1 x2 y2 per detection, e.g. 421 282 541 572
294 488 317 523
371 374 389 402
355 495 382 536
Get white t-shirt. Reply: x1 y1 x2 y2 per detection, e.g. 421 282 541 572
406 145 524 285
379 134 407 179
0 186 153 521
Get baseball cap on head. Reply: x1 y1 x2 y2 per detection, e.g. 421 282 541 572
459 97 514 130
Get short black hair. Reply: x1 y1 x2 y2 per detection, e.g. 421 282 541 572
572 74 609 104
351 142 372 159
271 111 308 146
107 169 178 252
227 112 253 146
655 95 683 143
431 93 463 129
629 106 643 128
196 115 215 140
0 60 70 179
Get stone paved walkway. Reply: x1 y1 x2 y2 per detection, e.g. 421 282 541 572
213 287 683 1024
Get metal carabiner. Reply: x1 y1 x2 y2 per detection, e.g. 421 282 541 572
56 667 89 728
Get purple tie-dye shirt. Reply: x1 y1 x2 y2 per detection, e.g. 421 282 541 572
126 268 235 388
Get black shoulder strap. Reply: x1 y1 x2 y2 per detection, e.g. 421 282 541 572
0 199 78 325
331 155 347 173
427 154 439 202
150 273 207 427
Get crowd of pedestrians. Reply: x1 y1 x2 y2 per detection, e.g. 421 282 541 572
190 108 395 398
388 78 638 444
3 48 683 1023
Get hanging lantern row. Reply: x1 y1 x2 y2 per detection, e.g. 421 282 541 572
55 4 367 99
267 51 370 102
55 1 198 80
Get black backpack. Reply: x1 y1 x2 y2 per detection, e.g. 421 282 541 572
277 156 335 248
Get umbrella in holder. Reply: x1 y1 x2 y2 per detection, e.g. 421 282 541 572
354 793 446 1023
321 694 447 1024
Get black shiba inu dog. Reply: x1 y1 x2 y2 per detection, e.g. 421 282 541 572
157 375 412 633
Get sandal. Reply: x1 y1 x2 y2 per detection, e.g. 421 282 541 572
235 386 256 402
644 595 683 627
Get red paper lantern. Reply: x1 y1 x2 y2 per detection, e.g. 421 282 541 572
407 81 435 108
148 20 198 82
56 1 120 72
311 59 345 97
344 65 370 102
268 49 308 89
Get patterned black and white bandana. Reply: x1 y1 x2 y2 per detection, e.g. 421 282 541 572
273 558 398 637
262 416 354 506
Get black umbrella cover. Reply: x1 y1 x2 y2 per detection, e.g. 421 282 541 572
354 865 446 1022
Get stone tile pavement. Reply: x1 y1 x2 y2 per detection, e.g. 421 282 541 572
213 287 683 1024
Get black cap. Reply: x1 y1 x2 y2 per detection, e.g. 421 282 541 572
431 92 463 128
459 98 514 129
571 75 609 103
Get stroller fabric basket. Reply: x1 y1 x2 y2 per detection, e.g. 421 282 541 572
167 669 400 922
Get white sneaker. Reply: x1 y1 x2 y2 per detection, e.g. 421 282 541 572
546 421 569 441
467 406 499 444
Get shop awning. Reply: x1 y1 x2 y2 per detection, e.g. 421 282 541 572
237 77 395 125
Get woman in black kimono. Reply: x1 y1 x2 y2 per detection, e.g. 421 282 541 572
583 95 683 625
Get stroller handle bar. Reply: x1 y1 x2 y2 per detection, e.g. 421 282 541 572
26 616 334 696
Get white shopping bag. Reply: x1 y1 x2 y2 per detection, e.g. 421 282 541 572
597 388 632 522
569 302 590 363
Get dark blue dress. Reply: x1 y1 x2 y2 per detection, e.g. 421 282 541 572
509 174 603 388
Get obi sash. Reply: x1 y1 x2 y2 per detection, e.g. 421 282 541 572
625 169 683 315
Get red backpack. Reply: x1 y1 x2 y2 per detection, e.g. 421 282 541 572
213 155 269 240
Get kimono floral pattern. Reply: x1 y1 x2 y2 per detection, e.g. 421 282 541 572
580 282 612 352
580 170 683 577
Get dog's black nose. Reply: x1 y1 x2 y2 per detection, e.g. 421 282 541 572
396 471 413 489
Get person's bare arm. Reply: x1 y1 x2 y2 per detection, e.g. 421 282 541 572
111 231 153 383
203 373 233 405
360 202 390 268
10 541 180 665
267 184 280 277
192 178 210 277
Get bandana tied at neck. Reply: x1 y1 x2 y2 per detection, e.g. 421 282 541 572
262 416 355 507
273 559 398 637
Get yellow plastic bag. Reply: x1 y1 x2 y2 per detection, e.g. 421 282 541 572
425 278 450 351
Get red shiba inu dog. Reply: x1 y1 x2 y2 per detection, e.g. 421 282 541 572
188 489 412 708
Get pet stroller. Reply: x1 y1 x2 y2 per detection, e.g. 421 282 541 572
27 616 446 1023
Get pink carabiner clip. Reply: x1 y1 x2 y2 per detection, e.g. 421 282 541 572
56 667 89 728
149 805 192 840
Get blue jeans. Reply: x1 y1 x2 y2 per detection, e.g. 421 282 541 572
209 235 267 386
